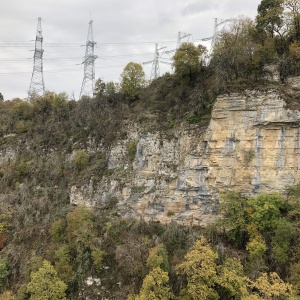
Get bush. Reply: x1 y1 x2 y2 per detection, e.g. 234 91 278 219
127 140 137 162
186 112 202 124
73 150 89 172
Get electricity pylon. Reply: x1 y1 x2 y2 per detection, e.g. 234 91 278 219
165 31 193 57
211 18 230 52
80 20 98 98
199 18 232 53
177 31 192 48
143 44 171 80
28 17 45 101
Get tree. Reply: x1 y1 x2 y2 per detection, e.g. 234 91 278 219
134 267 172 300
217 257 249 299
289 262 300 293
247 272 294 299
54 244 74 285
0 93 3 102
213 16 281 85
176 236 219 300
284 0 300 41
121 62 145 100
218 191 248 244
105 81 120 96
247 193 285 232
271 218 294 264
147 244 169 272
256 0 284 38
66 205 101 284
94 79 120 99
26 260 67 300
93 78 106 99
172 42 205 81
246 226 267 260
50 219 65 244
66 205 97 252
287 182 300 225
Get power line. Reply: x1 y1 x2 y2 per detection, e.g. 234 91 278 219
0 52 154 63
0 40 177 48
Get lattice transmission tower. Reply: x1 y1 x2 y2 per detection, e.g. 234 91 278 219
211 18 231 51
164 31 193 57
177 31 192 48
80 20 98 98
28 17 45 101
143 44 171 80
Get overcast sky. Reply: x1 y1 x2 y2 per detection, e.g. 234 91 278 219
0 0 262 100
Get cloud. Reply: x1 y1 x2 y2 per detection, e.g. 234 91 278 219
182 0 221 17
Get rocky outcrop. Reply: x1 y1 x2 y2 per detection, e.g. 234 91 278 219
0 146 15 165
70 87 300 225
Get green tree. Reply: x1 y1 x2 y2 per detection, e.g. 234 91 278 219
212 17 273 83
94 79 120 99
121 62 145 100
91 248 105 271
0 93 3 102
271 218 294 264
93 78 106 99
246 228 267 260
247 272 294 299
176 236 219 300
66 205 100 283
284 0 300 41
26 260 67 300
287 182 300 226
172 42 205 81
289 262 300 293
147 244 169 272
247 193 285 232
66 205 98 254
256 0 284 38
134 267 172 300
218 191 248 244
105 81 120 96
54 244 74 285
217 257 249 299
50 219 65 244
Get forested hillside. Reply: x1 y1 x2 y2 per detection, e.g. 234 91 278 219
1 1 300 299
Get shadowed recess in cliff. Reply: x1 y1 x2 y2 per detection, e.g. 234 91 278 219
277 127 286 169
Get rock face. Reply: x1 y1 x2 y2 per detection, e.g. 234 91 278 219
0 146 15 165
70 88 300 225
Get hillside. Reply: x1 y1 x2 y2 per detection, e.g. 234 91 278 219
0 68 299 299
2 5 300 298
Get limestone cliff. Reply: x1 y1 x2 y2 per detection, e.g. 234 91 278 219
70 84 300 225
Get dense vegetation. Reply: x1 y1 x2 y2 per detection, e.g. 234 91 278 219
0 0 300 299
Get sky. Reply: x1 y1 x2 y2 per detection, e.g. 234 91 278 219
0 0 262 100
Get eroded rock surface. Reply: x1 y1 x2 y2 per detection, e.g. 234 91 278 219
70 88 300 225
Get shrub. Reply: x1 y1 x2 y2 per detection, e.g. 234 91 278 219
186 112 202 124
127 140 137 162
73 150 89 172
